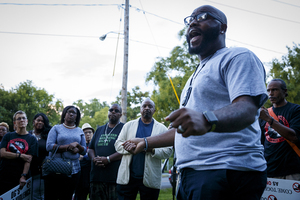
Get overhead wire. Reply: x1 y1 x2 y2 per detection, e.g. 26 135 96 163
138 0 161 56
227 38 286 54
0 31 171 49
272 0 300 8
205 0 300 25
109 3 124 103
0 3 120 6
0 2 293 54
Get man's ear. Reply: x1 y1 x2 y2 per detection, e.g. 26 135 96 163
220 24 227 34
284 89 288 97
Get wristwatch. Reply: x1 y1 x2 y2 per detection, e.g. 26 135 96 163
21 173 27 178
203 111 218 132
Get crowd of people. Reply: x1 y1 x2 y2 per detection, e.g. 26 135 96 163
0 4 299 200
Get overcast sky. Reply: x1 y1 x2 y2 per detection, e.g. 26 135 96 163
1 0 299 106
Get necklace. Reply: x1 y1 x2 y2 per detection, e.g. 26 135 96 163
63 123 76 129
32 130 42 141
191 53 215 85
104 122 120 143
182 53 215 107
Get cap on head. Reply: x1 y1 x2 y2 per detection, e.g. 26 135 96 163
196 5 227 25
81 123 95 133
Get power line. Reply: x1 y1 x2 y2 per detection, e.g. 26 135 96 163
205 0 300 25
0 3 120 6
272 0 300 8
0 30 285 54
0 2 290 55
0 2 183 25
129 5 182 25
2 1 299 26
138 0 161 56
0 31 97 38
227 38 286 54
0 30 172 49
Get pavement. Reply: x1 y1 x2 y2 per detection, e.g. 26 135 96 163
161 173 172 189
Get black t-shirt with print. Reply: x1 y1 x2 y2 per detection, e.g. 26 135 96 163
0 132 38 183
89 123 124 183
260 102 300 177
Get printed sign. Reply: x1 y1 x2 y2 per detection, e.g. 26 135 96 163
261 178 300 200
0 178 32 200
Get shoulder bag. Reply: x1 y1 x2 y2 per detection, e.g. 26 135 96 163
268 107 300 157
42 145 73 177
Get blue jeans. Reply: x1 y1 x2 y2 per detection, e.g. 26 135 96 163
177 168 267 200
32 174 45 200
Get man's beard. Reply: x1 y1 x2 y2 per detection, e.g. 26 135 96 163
187 26 220 55
109 117 119 124
142 112 152 120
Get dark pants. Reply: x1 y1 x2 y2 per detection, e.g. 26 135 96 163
44 172 80 200
0 181 17 196
177 168 267 200
117 177 160 200
74 166 90 200
90 182 118 200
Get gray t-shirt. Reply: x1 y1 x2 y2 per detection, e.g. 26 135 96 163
175 47 268 172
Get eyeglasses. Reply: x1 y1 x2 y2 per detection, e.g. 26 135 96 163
16 117 27 121
109 108 120 113
184 12 223 26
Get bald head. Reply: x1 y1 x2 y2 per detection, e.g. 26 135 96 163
194 5 227 25
140 98 156 123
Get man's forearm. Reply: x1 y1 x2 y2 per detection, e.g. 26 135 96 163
147 128 175 148
23 161 30 174
270 121 298 143
88 149 95 160
108 152 122 162
0 148 21 159
214 96 258 132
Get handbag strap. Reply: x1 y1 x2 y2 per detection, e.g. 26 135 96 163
268 107 300 157
50 145 60 159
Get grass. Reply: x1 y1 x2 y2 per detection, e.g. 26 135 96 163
136 188 175 200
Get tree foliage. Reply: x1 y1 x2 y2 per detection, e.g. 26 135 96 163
73 98 109 129
113 86 150 121
268 43 300 105
146 28 199 124
0 80 63 131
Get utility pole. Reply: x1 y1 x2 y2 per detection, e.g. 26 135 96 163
121 0 129 123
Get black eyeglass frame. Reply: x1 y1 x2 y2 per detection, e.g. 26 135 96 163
184 12 224 26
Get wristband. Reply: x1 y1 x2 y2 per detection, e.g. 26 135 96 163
144 137 148 152
106 156 111 163
21 173 27 178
